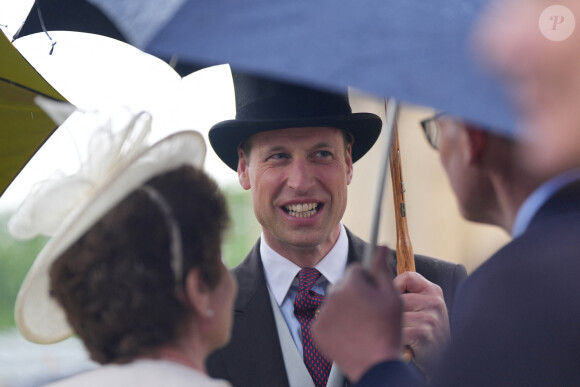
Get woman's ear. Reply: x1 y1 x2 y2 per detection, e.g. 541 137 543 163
183 268 212 318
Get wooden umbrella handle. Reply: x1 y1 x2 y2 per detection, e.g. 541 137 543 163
390 121 415 275
389 117 416 362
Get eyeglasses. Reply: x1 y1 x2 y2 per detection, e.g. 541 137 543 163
421 114 488 150
420 113 445 150
421 113 465 150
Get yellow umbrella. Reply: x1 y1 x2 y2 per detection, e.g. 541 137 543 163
0 31 70 197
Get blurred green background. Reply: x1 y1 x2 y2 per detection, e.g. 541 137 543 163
0 213 46 329
0 184 259 331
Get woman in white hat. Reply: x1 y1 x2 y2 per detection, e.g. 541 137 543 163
9 109 237 386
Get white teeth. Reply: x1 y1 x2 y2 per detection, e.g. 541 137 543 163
285 202 319 218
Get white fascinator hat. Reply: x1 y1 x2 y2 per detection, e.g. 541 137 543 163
8 98 206 344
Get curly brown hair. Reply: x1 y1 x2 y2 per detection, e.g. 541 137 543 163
49 165 229 365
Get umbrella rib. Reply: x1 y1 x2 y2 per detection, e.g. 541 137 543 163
362 98 399 270
0 78 66 102
36 0 58 54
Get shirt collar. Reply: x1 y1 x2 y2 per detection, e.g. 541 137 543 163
260 223 349 305
512 168 580 238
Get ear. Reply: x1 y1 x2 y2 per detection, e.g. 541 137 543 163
345 143 354 185
465 126 487 165
237 148 251 190
184 268 212 318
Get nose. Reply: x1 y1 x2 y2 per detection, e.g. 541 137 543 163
286 157 314 193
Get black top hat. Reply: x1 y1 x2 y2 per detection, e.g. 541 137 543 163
209 72 383 171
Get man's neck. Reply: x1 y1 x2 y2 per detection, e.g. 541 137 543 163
489 168 543 234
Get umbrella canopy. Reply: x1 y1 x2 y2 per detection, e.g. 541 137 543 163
13 0 204 77
86 0 516 136
0 31 71 197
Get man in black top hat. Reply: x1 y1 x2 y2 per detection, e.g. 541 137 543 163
206 72 467 387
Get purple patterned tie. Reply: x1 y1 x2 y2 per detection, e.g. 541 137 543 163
293 268 332 387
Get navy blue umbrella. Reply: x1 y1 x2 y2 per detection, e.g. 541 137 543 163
87 0 515 136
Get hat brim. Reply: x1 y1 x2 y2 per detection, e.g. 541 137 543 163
209 113 382 171
15 130 206 344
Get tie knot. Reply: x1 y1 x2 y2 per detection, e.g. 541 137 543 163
297 268 322 292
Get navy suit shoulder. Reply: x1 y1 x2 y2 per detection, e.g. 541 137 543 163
434 179 580 386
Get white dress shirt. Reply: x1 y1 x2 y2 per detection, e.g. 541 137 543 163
260 223 349 357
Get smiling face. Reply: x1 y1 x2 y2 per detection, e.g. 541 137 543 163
238 126 353 266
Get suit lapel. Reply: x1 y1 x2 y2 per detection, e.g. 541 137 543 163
345 227 397 274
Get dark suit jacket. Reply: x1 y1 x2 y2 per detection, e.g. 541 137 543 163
356 180 580 387
207 228 467 387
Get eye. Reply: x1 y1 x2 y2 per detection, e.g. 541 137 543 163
267 153 290 161
314 150 333 158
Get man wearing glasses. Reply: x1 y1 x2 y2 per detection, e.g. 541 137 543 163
420 114 540 231
313 113 580 385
